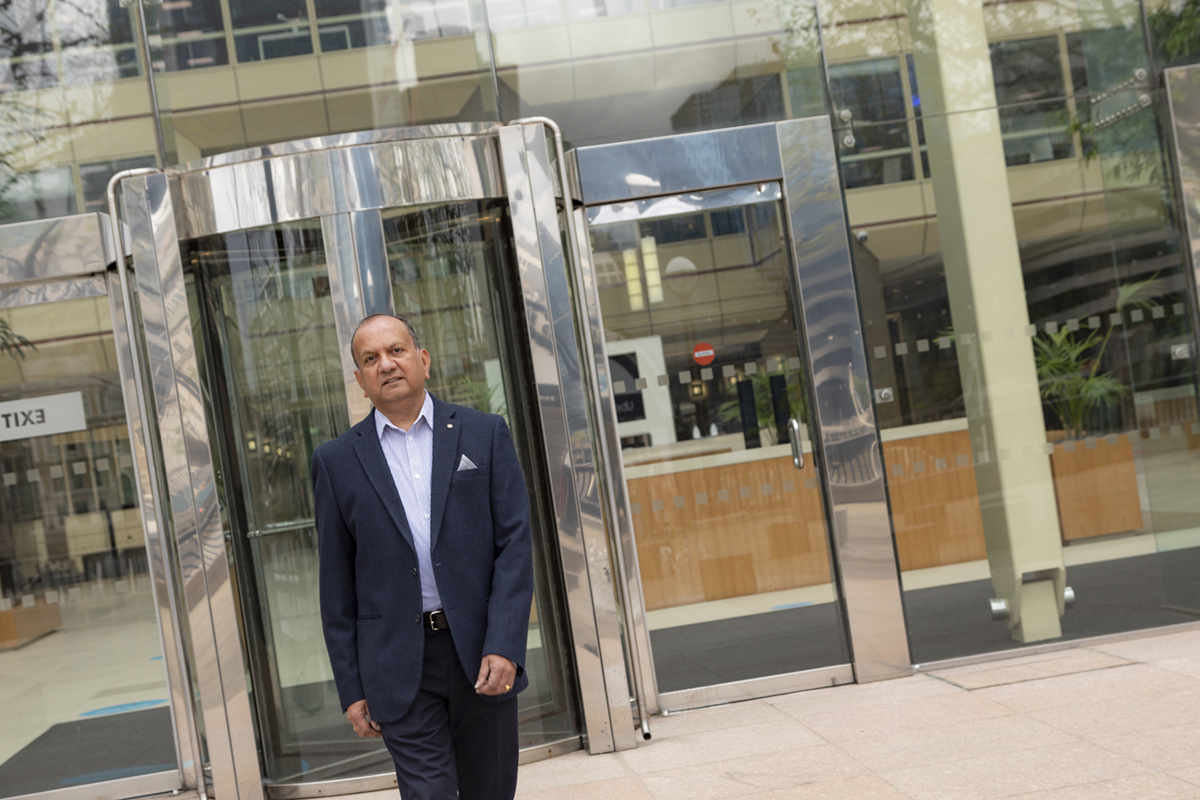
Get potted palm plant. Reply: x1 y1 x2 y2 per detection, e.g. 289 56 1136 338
1035 276 1162 540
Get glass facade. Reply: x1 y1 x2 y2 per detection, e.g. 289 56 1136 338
587 189 851 692
3 0 1200 794
0 291 174 796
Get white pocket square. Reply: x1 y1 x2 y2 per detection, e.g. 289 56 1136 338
457 454 479 471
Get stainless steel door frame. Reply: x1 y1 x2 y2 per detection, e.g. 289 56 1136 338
498 122 639 752
568 118 912 711
0 214 192 800
122 174 265 800
119 123 638 796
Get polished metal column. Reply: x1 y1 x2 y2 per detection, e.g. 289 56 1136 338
569 205 660 722
322 214 372 424
777 117 911 681
124 172 264 800
107 266 200 793
499 123 638 753
350 209 394 316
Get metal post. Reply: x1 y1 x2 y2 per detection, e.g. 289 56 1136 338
106 168 208 800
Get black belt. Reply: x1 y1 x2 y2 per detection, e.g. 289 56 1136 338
423 609 449 631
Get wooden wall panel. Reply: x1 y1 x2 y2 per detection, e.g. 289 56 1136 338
0 599 61 650
881 430 987 572
1050 434 1143 540
626 454 830 611
626 427 1151 610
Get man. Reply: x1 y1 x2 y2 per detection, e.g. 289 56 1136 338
313 313 533 800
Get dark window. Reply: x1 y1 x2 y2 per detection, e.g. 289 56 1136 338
710 208 746 238
229 0 312 63
156 0 230 71
990 37 1074 166
640 214 706 245
829 58 914 189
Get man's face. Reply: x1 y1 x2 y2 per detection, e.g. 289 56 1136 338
352 318 431 410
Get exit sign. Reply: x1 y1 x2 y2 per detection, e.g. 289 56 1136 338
0 392 87 442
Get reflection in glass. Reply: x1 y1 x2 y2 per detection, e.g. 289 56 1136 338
185 222 382 781
314 0 392 51
493 0 826 146
152 0 229 72
590 191 848 692
0 167 77 224
852 6 1200 662
485 0 563 30
382 200 579 746
829 57 914 187
0 295 175 797
229 0 313 63
990 37 1073 166
56 0 139 85
81 156 158 212
0 5 56 92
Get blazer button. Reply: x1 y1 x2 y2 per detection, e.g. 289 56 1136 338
412 567 418 576
414 613 420 623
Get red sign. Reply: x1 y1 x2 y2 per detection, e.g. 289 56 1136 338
692 342 715 366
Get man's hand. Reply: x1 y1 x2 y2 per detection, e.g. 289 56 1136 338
475 654 517 696
346 698 382 738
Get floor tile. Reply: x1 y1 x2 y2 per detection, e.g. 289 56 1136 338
766 673 959 718
1148 656 1200 682
516 775 653 799
975 663 1198 713
636 744 866 800
837 713 1078 773
929 650 1132 689
880 741 1149 800
1028 687 1200 739
618 718 825 774
741 775 913 800
1092 723 1200 770
517 750 632 792
1091 629 1200 663
652 700 791 741
792 688 1013 743
1171 765 1200 786
998 772 1200 799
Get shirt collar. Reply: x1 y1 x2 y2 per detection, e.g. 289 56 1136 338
374 390 434 439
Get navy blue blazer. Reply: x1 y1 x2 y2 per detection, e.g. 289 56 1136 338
314 396 534 723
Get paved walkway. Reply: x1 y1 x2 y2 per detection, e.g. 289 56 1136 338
508 626 1200 799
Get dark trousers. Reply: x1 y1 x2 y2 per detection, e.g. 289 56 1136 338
379 627 519 800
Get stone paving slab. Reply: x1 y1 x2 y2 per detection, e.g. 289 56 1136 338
299 626 1200 799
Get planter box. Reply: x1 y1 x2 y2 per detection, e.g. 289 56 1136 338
0 597 61 651
1049 433 1143 541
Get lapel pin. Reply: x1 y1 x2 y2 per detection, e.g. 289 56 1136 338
447 423 454 428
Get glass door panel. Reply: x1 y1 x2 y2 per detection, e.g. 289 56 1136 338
183 221 389 782
380 199 579 747
587 188 850 693
0 291 177 796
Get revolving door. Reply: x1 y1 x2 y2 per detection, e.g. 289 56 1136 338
117 123 636 798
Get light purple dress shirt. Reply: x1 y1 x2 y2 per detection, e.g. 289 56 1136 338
375 391 441 612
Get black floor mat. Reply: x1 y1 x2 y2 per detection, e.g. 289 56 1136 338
0 707 176 798
648 547 1200 692
650 602 849 692
905 549 1200 663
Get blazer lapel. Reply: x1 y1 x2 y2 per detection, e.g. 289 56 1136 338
353 409 417 553
429 398 459 553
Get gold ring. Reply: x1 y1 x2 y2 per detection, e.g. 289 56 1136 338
505 684 511 691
